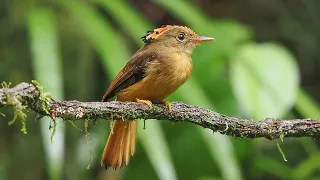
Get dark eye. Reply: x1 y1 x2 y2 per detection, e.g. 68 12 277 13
176 33 185 41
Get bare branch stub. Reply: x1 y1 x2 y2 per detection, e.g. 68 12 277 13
1 82 320 140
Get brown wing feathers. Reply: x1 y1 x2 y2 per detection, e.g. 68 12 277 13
102 53 156 102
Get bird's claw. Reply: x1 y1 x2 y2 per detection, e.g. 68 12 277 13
136 98 153 109
160 100 172 112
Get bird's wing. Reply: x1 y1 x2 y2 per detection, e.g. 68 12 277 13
102 52 157 102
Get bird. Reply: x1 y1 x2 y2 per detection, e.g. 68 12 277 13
101 25 214 169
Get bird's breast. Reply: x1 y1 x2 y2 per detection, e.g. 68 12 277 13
117 53 192 102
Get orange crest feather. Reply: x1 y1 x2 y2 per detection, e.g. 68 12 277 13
141 25 173 44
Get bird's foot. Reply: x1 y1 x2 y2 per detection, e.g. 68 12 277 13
136 98 153 109
160 100 172 112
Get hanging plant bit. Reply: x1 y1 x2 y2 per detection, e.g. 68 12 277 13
85 119 93 169
68 120 82 131
50 119 57 143
2 81 28 134
276 140 288 162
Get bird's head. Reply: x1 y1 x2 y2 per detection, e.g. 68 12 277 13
141 25 214 54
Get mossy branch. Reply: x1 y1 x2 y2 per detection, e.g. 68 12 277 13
1 82 320 140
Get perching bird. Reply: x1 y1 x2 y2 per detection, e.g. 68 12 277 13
101 25 214 169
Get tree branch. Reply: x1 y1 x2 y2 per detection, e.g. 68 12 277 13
1 82 319 140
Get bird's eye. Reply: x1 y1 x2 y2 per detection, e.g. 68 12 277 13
176 33 185 41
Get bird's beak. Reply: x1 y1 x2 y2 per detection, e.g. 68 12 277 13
193 36 215 43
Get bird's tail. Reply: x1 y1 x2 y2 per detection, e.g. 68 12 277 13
101 120 137 169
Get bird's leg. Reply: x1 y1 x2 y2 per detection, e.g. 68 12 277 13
160 100 172 112
136 98 153 109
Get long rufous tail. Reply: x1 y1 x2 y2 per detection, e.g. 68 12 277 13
101 120 137 169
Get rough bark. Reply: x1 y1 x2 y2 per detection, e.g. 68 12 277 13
1 82 319 140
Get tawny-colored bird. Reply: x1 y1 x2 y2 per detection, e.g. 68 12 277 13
101 25 214 169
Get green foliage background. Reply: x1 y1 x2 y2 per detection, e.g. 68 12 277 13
0 1 319 180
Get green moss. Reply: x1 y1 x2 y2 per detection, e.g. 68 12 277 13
31 80 52 115
2 81 28 134
85 119 93 169
151 105 160 112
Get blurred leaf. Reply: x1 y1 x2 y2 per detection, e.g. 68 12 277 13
230 43 299 119
96 0 151 45
139 122 177 180
298 138 319 156
202 131 243 180
57 0 130 76
0 163 5 180
254 155 291 179
294 88 320 180
27 7 65 180
197 177 222 180
296 89 320 118
292 152 320 179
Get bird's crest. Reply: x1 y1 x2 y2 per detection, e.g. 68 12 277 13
141 25 173 44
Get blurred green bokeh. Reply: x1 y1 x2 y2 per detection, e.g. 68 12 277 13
0 1 319 180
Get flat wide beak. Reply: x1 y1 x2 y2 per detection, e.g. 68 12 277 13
193 36 215 43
